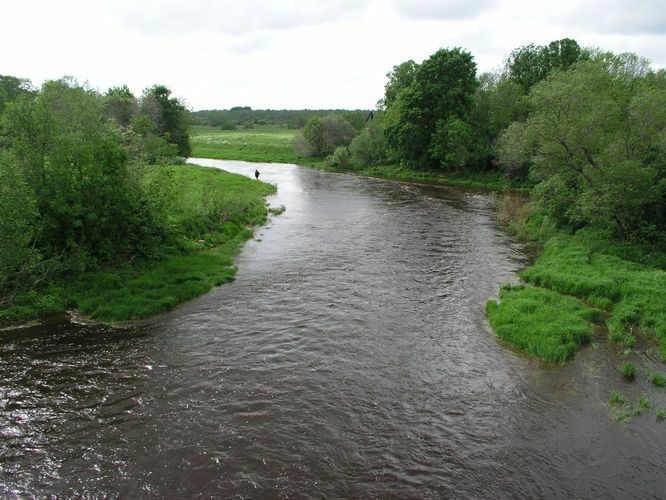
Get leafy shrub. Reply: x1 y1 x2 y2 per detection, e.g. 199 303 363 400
325 146 352 169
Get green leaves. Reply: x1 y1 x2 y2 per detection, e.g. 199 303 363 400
498 57 666 241
383 47 478 170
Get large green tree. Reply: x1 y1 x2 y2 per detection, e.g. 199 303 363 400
141 84 191 157
384 47 478 169
380 60 418 109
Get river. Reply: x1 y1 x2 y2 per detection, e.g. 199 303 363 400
1 159 664 498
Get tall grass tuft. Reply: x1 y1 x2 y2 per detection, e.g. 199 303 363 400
622 363 636 381
649 373 666 387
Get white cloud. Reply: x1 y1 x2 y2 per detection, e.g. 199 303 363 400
556 0 666 35
390 0 499 20
106 0 369 35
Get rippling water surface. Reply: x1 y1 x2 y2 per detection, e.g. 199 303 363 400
1 160 664 498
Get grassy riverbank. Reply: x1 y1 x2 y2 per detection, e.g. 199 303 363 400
487 203 666 365
1 163 276 324
190 126 519 191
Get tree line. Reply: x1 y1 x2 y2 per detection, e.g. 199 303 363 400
295 39 665 244
191 108 370 130
0 76 191 306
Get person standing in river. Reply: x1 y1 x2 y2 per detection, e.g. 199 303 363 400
255 169 260 179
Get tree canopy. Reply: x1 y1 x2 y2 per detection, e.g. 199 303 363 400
383 47 478 170
498 56 666 241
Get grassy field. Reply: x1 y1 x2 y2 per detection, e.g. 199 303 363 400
191 125 307 164
1 163 277 323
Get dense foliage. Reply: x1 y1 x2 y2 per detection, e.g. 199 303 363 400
498 54 666 242
0 76 192 311
383 48 478 170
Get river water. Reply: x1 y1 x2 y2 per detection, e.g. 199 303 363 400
1 159 664 498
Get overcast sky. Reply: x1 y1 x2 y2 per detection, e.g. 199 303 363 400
2 0 665 110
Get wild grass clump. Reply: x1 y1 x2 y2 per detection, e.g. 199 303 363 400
486 284 597 363
622 363 636 381
613 411 633 423
610 391 628 406
656 409 666 421
609 391 632 422
269 205 286 216
494 193 532 233
649 373 666 387
634 395 652 416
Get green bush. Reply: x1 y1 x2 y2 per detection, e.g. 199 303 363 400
325 146 352 169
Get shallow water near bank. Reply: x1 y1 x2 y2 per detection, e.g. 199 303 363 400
1 159 664 497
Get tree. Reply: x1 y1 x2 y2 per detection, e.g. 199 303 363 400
0 74 33 115
498 56 666 240
383 48 478 169
301 114 356 156
3 78 163 265
0 150 38 299
104 85 137 128
380 60 418 109
507 38 584 92
470 72 530 173
141 84 191 156
349 118 388 167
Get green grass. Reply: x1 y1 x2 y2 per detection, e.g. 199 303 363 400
610 391 628 406
485 284 598 363
649 373 666 387
609 391 633 422
634 395 652 416
0 163 276 324
518 231 666 359
191 126 306 164
622 362 636 381
73 228 249 321
656 408 666 421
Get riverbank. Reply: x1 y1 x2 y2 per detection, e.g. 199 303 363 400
0 163 277 325
191 126 524 192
